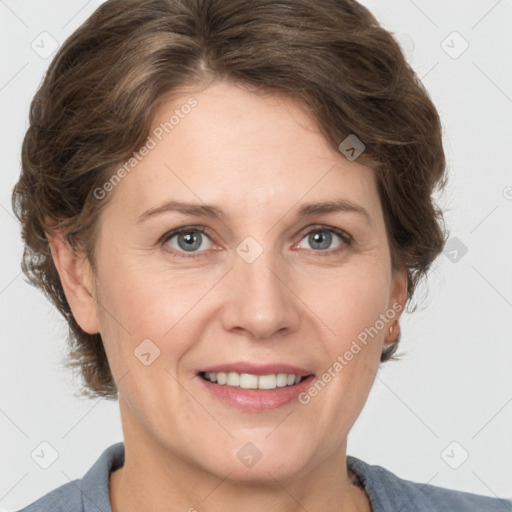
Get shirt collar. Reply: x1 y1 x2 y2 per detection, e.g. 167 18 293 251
81 441 125 512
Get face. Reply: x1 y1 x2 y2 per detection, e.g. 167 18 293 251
56 80 406 483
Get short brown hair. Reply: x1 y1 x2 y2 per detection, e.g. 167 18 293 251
12 0 447 399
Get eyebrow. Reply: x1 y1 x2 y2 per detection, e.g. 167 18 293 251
136 199 371 224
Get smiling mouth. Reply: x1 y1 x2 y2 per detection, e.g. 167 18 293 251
199 371 313 390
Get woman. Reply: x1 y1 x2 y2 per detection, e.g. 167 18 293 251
12 0 511 510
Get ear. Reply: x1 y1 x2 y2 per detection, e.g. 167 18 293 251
46 226 100 335
384 267 408 345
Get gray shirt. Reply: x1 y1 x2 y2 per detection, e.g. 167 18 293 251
17 442 511 511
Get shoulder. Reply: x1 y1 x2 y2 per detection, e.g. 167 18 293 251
16 481 83 512
16 442 125 512
347 455 512 512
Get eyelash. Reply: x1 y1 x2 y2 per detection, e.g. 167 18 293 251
159 224 353 260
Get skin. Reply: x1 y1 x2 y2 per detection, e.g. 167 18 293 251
48 79 407 512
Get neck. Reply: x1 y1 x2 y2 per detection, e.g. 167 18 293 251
109 400 371 512
110 446 371 512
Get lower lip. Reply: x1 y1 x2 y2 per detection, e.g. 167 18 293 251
197 374 316 411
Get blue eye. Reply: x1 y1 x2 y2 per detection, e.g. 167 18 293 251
296 227 350 253
163 227 214 258
161 225 351 259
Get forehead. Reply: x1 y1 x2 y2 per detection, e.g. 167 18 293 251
105 80 381 225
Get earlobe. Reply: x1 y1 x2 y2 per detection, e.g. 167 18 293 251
386 268 408 344
46 228 100 335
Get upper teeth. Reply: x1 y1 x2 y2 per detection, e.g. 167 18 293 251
203 372 302 390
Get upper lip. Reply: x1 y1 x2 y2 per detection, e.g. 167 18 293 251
197 362 314 377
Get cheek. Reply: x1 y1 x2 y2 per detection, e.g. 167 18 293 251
94 250 222 362
300 260 391 349
316 265 390 401
96 246 173 328
298 273 389 436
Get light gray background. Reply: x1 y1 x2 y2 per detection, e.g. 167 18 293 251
1 0 511 510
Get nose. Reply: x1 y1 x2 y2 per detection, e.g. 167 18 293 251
219 247 301 340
